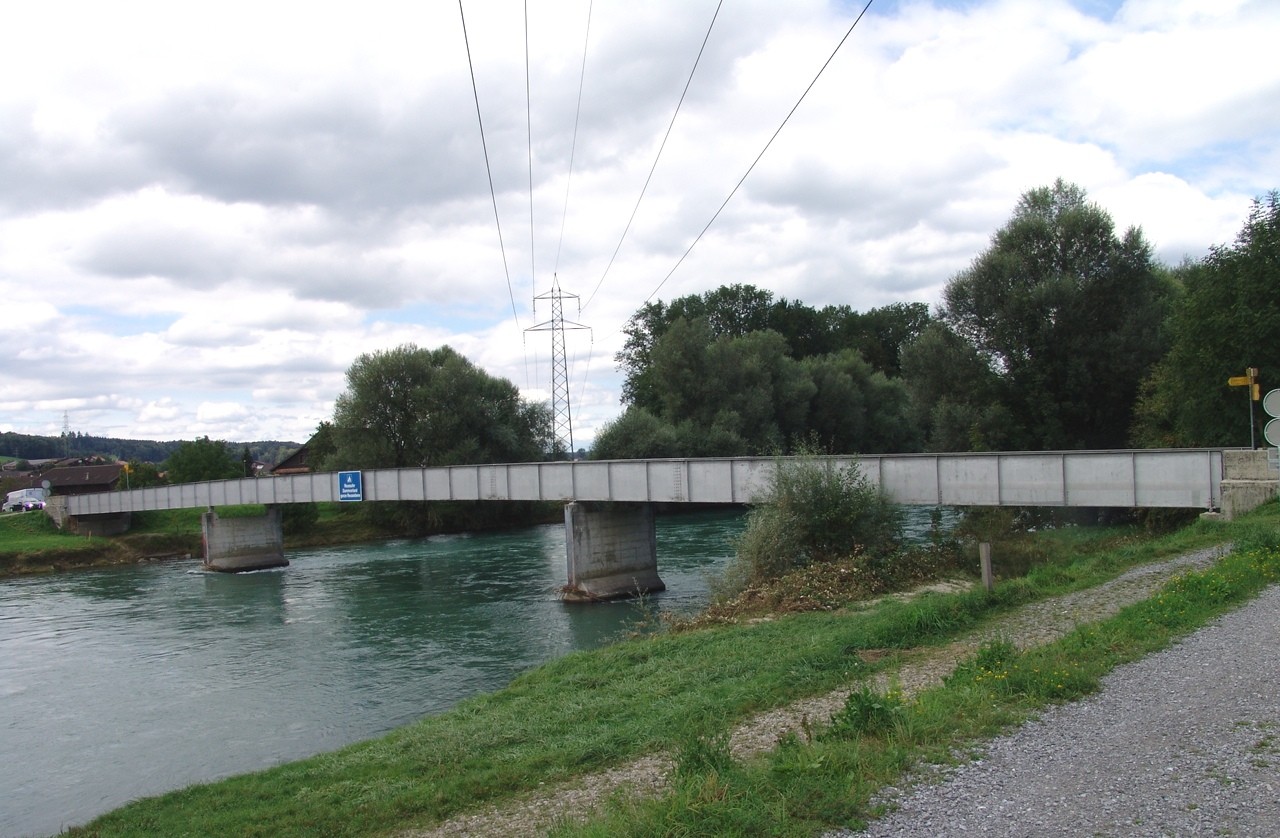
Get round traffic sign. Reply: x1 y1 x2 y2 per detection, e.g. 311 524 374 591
1267 418 1280 448
1265 388 1280 418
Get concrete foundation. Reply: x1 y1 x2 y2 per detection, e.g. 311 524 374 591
201 506 289 572
1219 449 1279 519
562 502 665 602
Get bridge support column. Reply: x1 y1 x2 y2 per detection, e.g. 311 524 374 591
201 506 289 572
561 502 665 602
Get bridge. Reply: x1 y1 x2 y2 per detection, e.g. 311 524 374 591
56 448 1275 600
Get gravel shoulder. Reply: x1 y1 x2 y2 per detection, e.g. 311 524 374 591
849 573 1280 837
408 545 1241 837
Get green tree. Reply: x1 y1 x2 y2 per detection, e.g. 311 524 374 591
1133 192 1280 447
802 350 918 453
122 459 166 489
591 408 680 460
325 344 554 536
327 344 553 469
936 179 1169 450
900 322 1016 451
164 437 242 484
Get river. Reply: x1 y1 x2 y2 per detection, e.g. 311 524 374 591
0 510 750 837
0 506 952 837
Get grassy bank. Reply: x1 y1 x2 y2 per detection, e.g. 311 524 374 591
0 503 390 576
1 501 563 576
64 504 1278 837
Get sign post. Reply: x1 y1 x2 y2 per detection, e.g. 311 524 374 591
338 471 364 503
1227 367 1262 448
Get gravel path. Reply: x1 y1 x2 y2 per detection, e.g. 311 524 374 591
848 580 1280 837
409 546 1257 837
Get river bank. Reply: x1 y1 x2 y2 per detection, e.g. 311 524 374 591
62 504 1278 837
0 501 566 577
1 511 748 837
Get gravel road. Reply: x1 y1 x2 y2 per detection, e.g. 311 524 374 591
845 583 1280 838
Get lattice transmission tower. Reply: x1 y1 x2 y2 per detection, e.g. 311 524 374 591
526 276 590 457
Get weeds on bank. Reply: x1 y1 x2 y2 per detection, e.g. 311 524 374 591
558 540 1280 837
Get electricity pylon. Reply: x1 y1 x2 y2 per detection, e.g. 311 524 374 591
526 276 590 457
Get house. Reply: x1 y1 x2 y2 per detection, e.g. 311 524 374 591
271 444 313 475
36 463 125 496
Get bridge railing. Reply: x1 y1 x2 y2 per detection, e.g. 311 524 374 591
63 449 1226 517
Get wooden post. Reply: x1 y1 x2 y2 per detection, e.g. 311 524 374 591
979 542 993 592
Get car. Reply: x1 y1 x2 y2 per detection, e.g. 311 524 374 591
22 499 45 511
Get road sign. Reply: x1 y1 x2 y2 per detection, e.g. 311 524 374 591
1265 389 1280 419
1228 375 1251 386
338 470 364 502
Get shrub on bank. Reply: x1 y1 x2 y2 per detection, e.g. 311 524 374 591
731 455 902 589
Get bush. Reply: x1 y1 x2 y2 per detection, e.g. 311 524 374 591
732 455 901 585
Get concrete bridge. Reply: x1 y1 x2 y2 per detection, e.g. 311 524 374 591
58 448 1275 600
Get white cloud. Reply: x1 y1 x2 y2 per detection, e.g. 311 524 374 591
0 0 1275 450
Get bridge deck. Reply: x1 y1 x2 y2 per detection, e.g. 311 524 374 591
65 449 1226 516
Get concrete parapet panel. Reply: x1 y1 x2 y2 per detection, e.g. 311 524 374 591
1223 449 1277 481
562 502 664 601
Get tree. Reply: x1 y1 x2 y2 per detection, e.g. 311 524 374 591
327 344 553 469
122 459 165 489
164 437 242 484
1133 192 1280 447
802 350 918 453
590 408 680 460
935 179 1170 450
900 322 1016 451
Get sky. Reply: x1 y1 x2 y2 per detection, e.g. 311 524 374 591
1 0 1277 453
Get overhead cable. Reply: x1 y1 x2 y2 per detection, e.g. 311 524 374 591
553 0 594 277
642 0 876 305
582 0 726 311
525 0 537 301
458 0 521 327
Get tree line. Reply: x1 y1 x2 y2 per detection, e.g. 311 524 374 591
595 181 1280 458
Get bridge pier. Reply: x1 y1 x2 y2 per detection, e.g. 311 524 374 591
201 506 289 572
561 502 665 602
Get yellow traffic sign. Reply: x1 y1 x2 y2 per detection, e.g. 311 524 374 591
1228 376 1251 386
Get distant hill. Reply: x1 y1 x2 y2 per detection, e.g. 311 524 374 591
0 432 301 467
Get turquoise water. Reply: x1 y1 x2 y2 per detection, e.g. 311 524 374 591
0 505 952 837
0 510 747 837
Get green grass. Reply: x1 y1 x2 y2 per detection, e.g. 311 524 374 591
561 526 1280 836
0 511 110 556
63 503 1279 837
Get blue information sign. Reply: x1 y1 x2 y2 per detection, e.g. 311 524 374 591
338 470 364 502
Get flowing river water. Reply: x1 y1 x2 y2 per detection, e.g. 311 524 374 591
1 510 749 837
1 507 947 837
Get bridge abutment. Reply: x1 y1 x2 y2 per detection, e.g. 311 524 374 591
561 502 665 602
201 506 289 572
1219 449 1279 519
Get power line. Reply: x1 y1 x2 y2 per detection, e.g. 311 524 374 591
458 0 521 328
554 0 594 277
583 0 725 312
642 0 876 306
525 0 537 301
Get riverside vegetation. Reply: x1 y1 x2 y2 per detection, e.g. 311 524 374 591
59 454 1280 838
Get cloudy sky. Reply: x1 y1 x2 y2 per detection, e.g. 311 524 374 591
1 0 1276 452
